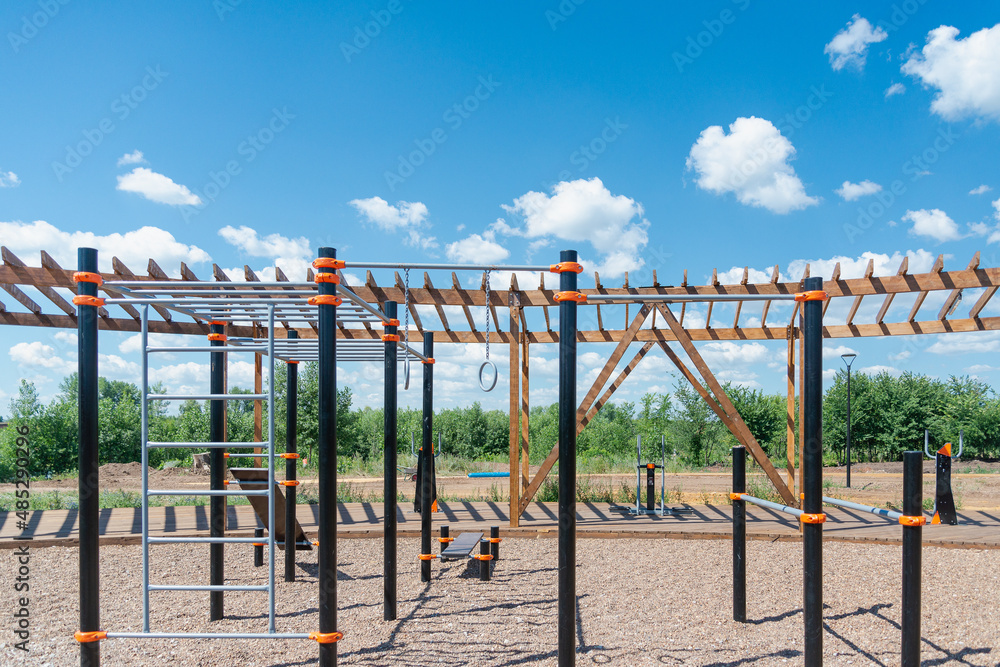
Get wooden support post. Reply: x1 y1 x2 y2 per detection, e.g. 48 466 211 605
254 348 263 468
786 328 797 500
508 290 520 527
520 333 530 492
798 320 805 508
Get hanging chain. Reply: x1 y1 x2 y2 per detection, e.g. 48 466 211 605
403 268 411 350
484 270 491 361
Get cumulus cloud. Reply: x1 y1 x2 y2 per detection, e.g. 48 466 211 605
927 331 1000 355
217 225 313 278
0 170 20 187
445 233 510 264
116 167 202 206
969 184 992 195
0 219 210 273
836 180 882 201
698 341 770 367
9 341 74 373
903 208 962 242
686 117 819 214
117 150 147 166
884 83 906 99
348 196 437 251
823 345 858 360
500 177 649 277
824 14 888 71
902 24 1000 122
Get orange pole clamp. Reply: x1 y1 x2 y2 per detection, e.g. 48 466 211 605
794 290 828 302
72 271 103 286
422 358 435 365
223 453 230 458
439 537 455 543
314 273 340 284
75 630 107 643
418 554 438 561
279 453 301 459
382 334 400 342
73 295 105 307
308 295 343 306
898 515 927 527
938 442 952 456
382 318 400 327
286 360 299 365
549 261 584 274
209 320 227 326
489 537 502 544
554 291 587 303
646 463 655 469
800 513 827 524
312 258 346 270
223 480 230 486
473 554 494 561
309 631 344 644
280 480 301 487
252 542 266 547
729 492 745 501
207 333 227 342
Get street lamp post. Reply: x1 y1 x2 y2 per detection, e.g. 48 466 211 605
842 353 857 488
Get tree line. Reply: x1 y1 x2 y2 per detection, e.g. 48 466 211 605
2 366 998 481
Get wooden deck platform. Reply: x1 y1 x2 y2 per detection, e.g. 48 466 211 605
2 502 998 550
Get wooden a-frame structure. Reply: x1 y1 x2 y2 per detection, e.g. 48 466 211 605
2 246 997 525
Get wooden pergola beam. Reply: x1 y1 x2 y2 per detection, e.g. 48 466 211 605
938 253 979 321
0 248 75 318
114 257 172 322
876 257 909 324
908 254 944 322
845 259 875 326
424 272 451 332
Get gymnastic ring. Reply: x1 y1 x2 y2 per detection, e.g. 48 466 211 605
478 360 498 392
404 355 411 390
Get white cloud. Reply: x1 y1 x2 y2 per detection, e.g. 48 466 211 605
969 184 992 195
445 233 510 264
927 331 1000 355
117 150 147 166
822 368 838 382
857 365 902 377
732 250 936 287
964 364 998 373
0 170 20 187
698 341 770 366
903 208 962 242
902 24 1000 122
9 342 74 373
501 177 649 277
116 167 202 206
835 180 882 201
0 220 210 273
349 196 428 231
824 14 888 71
218 225 313 279
823 345 858 360
884 83 906 99
994 197 1000 222
686 116 819 214
888 350 911 362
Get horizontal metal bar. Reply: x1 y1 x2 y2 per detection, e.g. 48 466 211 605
150 393 268 401
147 584 269 592
822 496 902 521
146 490 269 497
586 294 798 303
224 453 271 458
345 261 551 271
104 298 317 305
147 441 268 448
147 536 270 544
740 495 804 517
108 281 315 289
147 346 268 353
111 289 318 297
105 632 313 640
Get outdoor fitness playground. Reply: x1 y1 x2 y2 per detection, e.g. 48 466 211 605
1 247 999 666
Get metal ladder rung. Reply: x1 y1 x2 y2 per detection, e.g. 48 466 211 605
148 537 269 544
147 489 269 497
148 584 269 592
147 346 268 353
148 441 268 449
106 632 312 640
149 393 269 401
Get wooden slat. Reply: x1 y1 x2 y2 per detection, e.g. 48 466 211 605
0 247 76 317
789 264 810 325
705 268 718 328
845 259 875 326
114 256 172 322
594 272 603 332
483 271 501 333
823 262 841 317
969 286 998 319
520 334 530 493
908 254 945 322
395 271 423 332
760 265 780 326
656 303 795 506
1 278 42 313
786 330 796 496
938 253 980 320
876 257 909 324
539 273 551 332
42 250 111 319
424 272 451 332
453 272 477 331
732 267 748 329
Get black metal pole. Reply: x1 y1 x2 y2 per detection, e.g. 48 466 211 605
480 538 491 581
284 330 299 583
420 332 434 583
440 525 449 555
557 250 578 667
77 248 100 667
901 450 923 667
490 525 500 562
383 302 398 620
209 321 226 621
846 366 852 488
645 464 655 511
732 445 747 623
801 276 824 667
254 529 264 567
317 247 339 666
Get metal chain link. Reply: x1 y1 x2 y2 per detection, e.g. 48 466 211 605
484 270 490 361
403 268 410 349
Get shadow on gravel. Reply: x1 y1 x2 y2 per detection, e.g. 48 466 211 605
653 648 802 665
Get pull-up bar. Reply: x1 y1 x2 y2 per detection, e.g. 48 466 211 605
337 261 557 271
575 291 825 303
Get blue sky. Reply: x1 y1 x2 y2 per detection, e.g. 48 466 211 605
2 1 1000 413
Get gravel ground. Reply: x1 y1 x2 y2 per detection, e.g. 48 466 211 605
3 537 997 666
